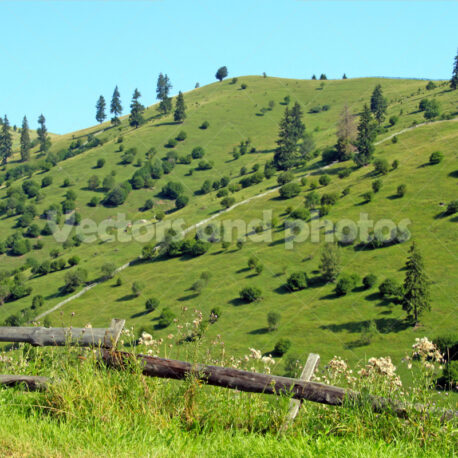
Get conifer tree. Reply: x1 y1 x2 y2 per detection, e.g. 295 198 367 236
37 114 50 152
370 84 388 124
20 116 31 162
402 242 430 324
0 115 12 165
110 86 122 126
450 49 458 90
156 73 172 115
173 91 186 122
335 105 357 161
95 95 107 124
354 105 376 166
273 102 305 170
129 88 145 128
311 75 317 80
342 73 348 79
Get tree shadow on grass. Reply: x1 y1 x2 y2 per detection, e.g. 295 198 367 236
248 327 269 335
320 317 409 334
273 284 291 295
116 294 136 302
236 267 250 274
319 292 340 300
130 310 151 319
178 293 199 302
228 297 245 306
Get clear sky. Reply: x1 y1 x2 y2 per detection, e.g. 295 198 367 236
0 1 456 134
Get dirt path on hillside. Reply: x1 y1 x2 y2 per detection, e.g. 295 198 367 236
33 117 458 321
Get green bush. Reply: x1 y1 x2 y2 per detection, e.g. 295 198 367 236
145 298 159 311
267 312 281 331
239 286 262 303
161 181 184 199
132 281 144 297
429 151 443 165
319 174 331 187
41 176 53 188
373 158 389 175
279 182 301 199
191 146 205 159
176 131 187 141
290 208 310 221
175 195 189 209
379 278 402 298
277 171 294 186
286 272 308 291
362 191 374 203
372 179 383 193
200 121 210 129
335 274 357 296
157 307 175 328
397 184 407 198
274 338 291 356
165 138 178 148
363 274 377 289
445 200 458 215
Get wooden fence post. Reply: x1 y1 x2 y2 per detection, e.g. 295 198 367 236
282 353 320 431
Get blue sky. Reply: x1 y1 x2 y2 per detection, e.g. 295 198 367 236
0 1 456 134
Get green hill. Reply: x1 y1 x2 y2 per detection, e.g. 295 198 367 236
0 76 457 384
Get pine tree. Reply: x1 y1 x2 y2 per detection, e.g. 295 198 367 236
110 86 122 126
215 66 228 82
342 73 347 79
335 105 357 161
156 73 172 115
273 103 305 170
173 91 186 122
354 105 376 167
370 84 388 124
402 242 430 324
37 114 50 152
0 115 12 165
450 49 458 90
20 116 31 162
129 88 145 128
96 95 107 124
311 75 317 80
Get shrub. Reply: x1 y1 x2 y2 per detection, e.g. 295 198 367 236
319 174 331 186
161 181 184 199
63 268 87 293
101 263 116 279
165 138 178 148
286 272 308 291
372 179 383 193
379 278 402 298
255 264 263 275
362 191 374 203
191 146 205 159
88 196 99 207
319 205 330 217
239 286 262 303
277 171 294 186
290 208 310 221
363 274 377 289
176 131 187 141
321 192 339 206
279 182 301 199
236 239 244 250
31 295 44 309
200 121 210 129
445 200 458 215
429 151 443 165
145 297 159 311
397 184 407 197
389 115 398 126
373 158 389 175
68 256 80 266
41 176 53 188
267 312 281 331
335 274 356 296
273 338 291 356
240 83 247 90
175 195 189 209
300 177 307 186
157 307 175 328
132 281 144 297
392 159 399 170
97 158 105 168
424 99 440 119
426 81 436 90
338 168 351 179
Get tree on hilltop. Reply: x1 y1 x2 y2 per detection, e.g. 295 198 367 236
129 89 145 128
215 66 228 82
0 115 12 165
95 95 106 124
110 86 122 126
174 91 186 122
20 116 31 162
156 73 172 115
37 114 51 152
450 48 458 90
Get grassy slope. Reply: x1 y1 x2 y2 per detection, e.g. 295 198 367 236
0 77 457 379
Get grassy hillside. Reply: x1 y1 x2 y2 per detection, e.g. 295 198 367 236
0 76 456 387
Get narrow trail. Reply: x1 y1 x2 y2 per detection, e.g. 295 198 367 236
34 117 457 321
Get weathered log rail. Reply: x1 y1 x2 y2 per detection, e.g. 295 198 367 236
0 375 49 391
101 349 457 421
0 319 125 348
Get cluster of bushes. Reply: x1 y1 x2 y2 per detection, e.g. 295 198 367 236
286 272 308 291
163 237 211 259
309 104 330 114
247 256 263 275
0 273 32 304
239 171 263 189
103 181 132 206
335 273 360 296
279 182 300 199
231 139 256 160
418 98 440 119
200 176 230 195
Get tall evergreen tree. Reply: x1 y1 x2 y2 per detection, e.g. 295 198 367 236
173 91 186 122
110 86 122 126
342 73 348 79
129 89 145 128
354 105 376 167
402 242 430 324
335 105 357 161
450 49 458 90
95 95 107 124
0 115 12 165
20 116 31 162
273 102 306 170
156 73 172 115
37 114 50 152
370 84 388 124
